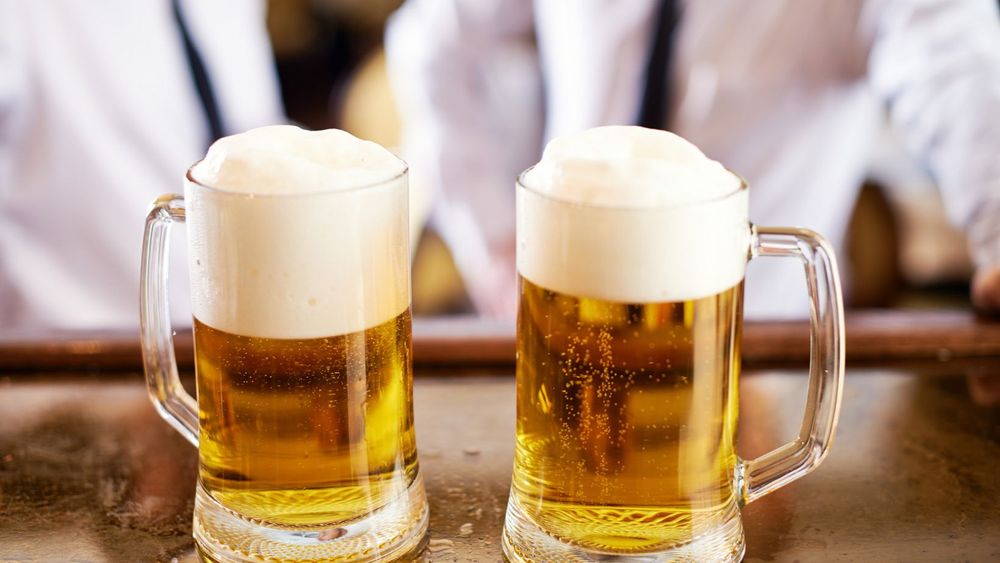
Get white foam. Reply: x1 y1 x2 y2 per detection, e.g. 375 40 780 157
186 126 409 339
191 125 404 195
518 126 749 303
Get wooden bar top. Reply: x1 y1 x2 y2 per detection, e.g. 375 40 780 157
2 309 1000 372
1 313 998 561
1 363 998 561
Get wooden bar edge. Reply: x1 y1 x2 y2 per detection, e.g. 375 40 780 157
1 310 998 372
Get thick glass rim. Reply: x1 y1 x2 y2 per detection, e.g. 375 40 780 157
516 164 748 210
184 157 408 199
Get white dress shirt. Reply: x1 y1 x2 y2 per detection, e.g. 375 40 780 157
387 0 1000 318
0 0 284 332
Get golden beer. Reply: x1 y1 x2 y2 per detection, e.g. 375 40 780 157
194 310 418 528
504 127 845 563
512 277 742 553
142 127 429 560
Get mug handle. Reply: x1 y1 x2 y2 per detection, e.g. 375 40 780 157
738 225 846 505
139 194 199 447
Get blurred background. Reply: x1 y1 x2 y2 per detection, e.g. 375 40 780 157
2 0 993 332
264 0 974 316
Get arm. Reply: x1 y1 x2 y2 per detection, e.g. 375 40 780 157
385 0 540 318
866 0 1000 310
0 0 27 199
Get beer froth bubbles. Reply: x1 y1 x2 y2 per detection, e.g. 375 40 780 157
518 125 750 304
187 125 409 340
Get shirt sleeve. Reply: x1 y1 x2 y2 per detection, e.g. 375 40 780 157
385 0 540 276
867 0 1000 268
0 0 27 198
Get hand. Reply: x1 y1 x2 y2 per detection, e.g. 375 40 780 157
464 244 518 321
971 266 1000 313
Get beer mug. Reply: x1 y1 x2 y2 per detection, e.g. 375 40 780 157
139 133 428 562
502 130 845 562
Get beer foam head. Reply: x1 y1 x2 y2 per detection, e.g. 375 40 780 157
191 125 404 194
518 126 749 303
523 126 740 206
186 126 409 339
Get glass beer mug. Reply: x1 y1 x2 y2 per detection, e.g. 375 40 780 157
502 127 845 562
139 128 428 562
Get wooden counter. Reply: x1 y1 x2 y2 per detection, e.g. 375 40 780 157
0 312 998 561
2 310 1000 372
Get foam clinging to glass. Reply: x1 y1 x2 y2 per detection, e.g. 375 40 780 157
187 125 409 340
518 126 750 303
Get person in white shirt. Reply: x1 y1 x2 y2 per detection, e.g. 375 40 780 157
386 0 1000 319
0 0 284 332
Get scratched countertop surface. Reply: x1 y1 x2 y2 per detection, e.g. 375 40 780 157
1 367 998 562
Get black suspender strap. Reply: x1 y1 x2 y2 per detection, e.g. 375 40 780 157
637 0 680 129
171 0 225 145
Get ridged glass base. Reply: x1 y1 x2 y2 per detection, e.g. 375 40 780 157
501 493 745 562
193 475 428 562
